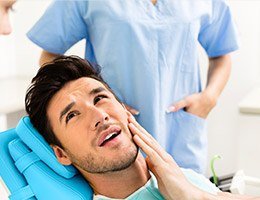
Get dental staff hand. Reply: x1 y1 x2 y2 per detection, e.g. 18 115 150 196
128 114 204 200
167 91 216 119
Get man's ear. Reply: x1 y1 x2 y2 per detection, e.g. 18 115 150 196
51 145 72 165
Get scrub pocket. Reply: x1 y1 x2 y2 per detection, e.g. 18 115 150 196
168 109 207 172
178 109 206 138
176 109 206 141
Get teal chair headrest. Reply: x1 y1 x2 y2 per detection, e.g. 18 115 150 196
16 116 77 179
0 116 93 199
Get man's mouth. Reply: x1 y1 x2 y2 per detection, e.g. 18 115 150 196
98 126 121 147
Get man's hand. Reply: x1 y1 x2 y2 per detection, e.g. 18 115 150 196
128 114 260 200
167 91 217 119
128 114 204 200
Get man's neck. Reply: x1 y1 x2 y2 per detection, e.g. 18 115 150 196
81 153 150 199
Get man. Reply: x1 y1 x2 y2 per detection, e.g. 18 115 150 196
27 0 240 173
25 56 256 200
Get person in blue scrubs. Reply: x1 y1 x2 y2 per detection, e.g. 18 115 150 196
27 0 239 174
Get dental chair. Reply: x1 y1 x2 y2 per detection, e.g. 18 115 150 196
0 116 93 200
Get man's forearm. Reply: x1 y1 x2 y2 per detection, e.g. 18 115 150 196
39 50 61 67
204 54 232 104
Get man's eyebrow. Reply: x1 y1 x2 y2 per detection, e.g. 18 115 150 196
59 102 75 123
89 87 106 96
59 87 106 123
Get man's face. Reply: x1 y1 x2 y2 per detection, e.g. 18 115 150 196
0 0 16 35
47 77 138 174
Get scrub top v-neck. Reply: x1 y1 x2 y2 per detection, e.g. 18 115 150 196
27 0 239 173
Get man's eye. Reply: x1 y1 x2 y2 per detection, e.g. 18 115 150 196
65 111 80 123
94 95 108 105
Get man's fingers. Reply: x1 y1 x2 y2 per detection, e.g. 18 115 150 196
128 117 160 148
129 122 170 162
129 122 155 146
133 134 163 165
167 99 188 113
128 113 179 165
128 114 149 137
128 114 160 148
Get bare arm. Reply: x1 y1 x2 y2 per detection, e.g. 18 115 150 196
205 54 232 106
39 50 61 67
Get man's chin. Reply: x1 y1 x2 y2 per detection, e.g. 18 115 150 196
99 145 139 174
75 144 139 174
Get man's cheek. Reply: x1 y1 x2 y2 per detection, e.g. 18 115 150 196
114 106 128 121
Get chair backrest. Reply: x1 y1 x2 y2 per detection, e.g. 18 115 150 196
0 116 93 200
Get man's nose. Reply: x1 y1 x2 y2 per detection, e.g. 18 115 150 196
91 107 110 129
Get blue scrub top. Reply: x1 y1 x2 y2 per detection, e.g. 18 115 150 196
27 0 239 173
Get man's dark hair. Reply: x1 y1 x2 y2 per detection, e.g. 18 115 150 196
25 55 117 147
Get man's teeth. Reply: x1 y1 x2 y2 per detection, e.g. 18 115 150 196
104 132 117 141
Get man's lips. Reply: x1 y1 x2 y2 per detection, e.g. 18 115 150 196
98 126 121 147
